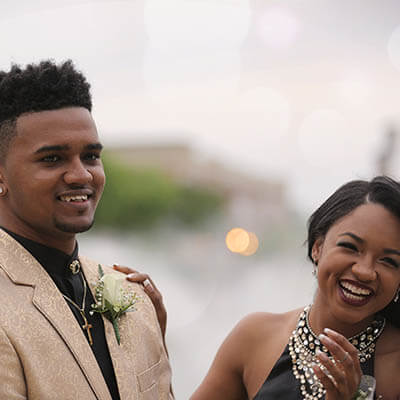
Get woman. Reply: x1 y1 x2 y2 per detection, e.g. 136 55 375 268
191 176 400 400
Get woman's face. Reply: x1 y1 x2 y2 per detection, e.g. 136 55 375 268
312 203 400 325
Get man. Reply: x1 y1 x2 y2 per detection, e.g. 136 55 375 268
0 60 172 399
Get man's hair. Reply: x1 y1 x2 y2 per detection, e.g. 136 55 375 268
0 59 92 160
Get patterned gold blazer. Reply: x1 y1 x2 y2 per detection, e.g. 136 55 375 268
0 229 173 400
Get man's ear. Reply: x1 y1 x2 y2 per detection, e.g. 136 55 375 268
0 170 7 196
311 237 324 265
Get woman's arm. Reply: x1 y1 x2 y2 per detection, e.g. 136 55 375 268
191 313 276 400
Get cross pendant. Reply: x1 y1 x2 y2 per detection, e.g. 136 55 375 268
81 314 93 346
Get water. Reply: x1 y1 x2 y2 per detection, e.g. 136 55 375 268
79 228 315 399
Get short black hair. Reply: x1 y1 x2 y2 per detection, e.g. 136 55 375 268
307 175 400 327
0 59 92 160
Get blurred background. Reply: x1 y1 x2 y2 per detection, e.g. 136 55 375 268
2 0 400 397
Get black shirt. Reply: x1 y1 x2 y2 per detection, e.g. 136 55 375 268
4 228 121 400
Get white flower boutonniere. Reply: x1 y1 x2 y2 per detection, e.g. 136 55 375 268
90 265 139 345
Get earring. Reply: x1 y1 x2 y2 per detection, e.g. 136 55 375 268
312 260 318 277
0 186 3 195
394 288 400 303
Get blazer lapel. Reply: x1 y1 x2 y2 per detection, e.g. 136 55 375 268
82 258 138 400
0 230 112 400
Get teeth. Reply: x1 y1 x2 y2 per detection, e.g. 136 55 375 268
343 292 365 301
60 194 88 202
340 281 372 297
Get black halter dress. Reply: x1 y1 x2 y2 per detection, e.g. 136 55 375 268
253 343 375 399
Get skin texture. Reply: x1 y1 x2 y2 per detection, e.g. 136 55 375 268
191 203 400 400
0 107 105 254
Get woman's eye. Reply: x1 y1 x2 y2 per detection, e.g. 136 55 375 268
381 257 399 268
337 241 358 252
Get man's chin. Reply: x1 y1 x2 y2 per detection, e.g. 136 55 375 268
54 219 94 234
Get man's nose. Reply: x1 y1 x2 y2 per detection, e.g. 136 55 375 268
63 158 93 185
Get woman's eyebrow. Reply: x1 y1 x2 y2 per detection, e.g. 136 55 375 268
338 232 363 243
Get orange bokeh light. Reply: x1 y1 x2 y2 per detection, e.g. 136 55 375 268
225 228 259 256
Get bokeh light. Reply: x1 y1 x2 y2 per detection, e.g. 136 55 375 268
226 228 259 256
240 231 259 256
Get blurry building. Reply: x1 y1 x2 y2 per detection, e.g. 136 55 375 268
107 143 289 231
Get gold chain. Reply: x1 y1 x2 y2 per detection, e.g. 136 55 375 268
62 270 93 346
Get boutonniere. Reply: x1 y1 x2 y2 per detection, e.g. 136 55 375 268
90 265 139 345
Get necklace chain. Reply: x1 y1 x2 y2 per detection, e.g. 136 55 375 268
289 305 385 400
62 266 93 346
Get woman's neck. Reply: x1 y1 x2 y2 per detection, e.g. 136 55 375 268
308 297 376 338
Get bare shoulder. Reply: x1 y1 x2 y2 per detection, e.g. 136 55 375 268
375 323 400 398
191 308 303 400
225 308 304 370
376 322 400 355
232 308 302 343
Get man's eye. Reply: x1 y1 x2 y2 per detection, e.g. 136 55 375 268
84 153 100 161
41 155 60 163
337 242 358 252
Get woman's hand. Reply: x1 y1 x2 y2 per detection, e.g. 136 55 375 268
112 264 167 339
312 328 362 400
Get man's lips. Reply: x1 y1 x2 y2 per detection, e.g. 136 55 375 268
57 189 93 203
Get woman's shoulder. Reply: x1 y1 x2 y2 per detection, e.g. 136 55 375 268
375 323 400 398
228 307 304 348
377 321 400 356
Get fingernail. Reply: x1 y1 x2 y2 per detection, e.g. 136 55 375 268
324 328 334 335
127 273 137 278
316 349 323 356
113 263 119 268
318 333 327 341
144 279 154 291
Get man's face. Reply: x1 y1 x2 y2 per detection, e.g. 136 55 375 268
0 107 105 251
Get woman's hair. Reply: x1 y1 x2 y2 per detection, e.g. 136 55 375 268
307 176 400 327
0 59 92 161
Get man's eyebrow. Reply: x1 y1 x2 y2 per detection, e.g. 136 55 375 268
338 232 364 243
85 143 103 151
34 144 70 154
34 143 103 154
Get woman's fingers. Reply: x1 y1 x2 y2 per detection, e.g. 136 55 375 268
312 329 361 400
323 328 362 376
112 264 167 338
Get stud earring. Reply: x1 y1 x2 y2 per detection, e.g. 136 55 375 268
312 260 318 277
394 288 400 303
0 186 3 195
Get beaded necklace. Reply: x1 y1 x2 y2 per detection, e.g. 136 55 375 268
288 305 385 400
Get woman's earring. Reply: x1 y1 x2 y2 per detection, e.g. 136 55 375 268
0 186 4 195
394 288 400 303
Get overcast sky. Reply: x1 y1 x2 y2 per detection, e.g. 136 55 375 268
2 0 400 214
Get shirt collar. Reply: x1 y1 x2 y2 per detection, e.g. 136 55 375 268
1 227 79 278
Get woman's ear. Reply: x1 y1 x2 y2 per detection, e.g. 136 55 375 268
311 237 324 265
